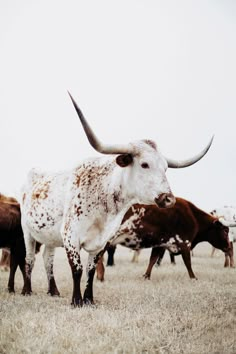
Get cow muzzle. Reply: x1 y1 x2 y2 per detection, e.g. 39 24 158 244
155 193 176 208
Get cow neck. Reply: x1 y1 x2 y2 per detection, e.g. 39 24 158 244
189 202 214 242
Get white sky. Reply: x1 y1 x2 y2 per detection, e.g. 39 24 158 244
0 0 236 212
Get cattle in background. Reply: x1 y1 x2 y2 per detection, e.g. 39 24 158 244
210 206 236 268
105 248 177 268
0 193 24 292
0 249 10 271
0 193 41 293
20 92 213 307
96 198 231 281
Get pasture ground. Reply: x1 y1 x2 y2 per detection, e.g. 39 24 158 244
0 243 235 354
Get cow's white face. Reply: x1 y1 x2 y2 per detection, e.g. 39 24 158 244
116 139 175 208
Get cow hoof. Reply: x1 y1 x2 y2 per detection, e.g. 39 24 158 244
143 274 150 280
97 276 104 282
71 299 83 308
83 298 95 307
47 290 60 297
8 288 15 294
21 288 32 296
21 291 32 296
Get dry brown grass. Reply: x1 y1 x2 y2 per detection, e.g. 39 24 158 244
0 243 236 354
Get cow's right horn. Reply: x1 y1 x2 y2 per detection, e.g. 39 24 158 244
68 92 134 155
165 136 214 168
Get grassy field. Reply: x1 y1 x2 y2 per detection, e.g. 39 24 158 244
0 243 235 354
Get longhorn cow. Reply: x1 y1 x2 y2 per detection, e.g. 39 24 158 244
21 93 213 306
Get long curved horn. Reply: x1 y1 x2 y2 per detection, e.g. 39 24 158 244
68 91 134 155
219 217 236 228
165 136 214 168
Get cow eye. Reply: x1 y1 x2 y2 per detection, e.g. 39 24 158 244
141 162 149 169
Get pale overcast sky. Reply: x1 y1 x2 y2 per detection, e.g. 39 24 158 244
0 0 236 212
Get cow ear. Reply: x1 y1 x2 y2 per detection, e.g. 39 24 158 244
116 154 133 167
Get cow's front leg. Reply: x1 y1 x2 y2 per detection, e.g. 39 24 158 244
63 235 83 307
21 234 36 295
144 247 163 279
155 247 166 267
83 250 105 305
43 246 60 296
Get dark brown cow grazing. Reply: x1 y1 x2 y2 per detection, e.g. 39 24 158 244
97 197 230 280
0 193 41 292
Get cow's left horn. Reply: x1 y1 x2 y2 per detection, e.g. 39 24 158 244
68 92 134 155
219 217 236 228
165 136 214 168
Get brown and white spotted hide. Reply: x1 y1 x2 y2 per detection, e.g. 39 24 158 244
20 94 213 307
97 197 230 281
21 140 176 305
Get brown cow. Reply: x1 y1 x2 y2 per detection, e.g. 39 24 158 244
97 197 231 280
0 193 41 293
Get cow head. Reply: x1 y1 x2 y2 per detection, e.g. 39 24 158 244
207 220 231 252
68 92 213 208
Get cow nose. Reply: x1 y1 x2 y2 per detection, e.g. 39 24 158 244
155 193 176 208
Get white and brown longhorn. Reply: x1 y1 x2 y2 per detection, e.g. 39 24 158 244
21 92 213 306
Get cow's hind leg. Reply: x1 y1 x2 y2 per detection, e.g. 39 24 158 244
43 246 60 296
63 235 83 307
21 234 36 295
107 245 116 266
229 242 234 268
83 250 105 305
7 251 18 293
96 256 105 282
181 249 197 279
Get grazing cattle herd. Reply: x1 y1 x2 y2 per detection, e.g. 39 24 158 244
1 92 235 308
